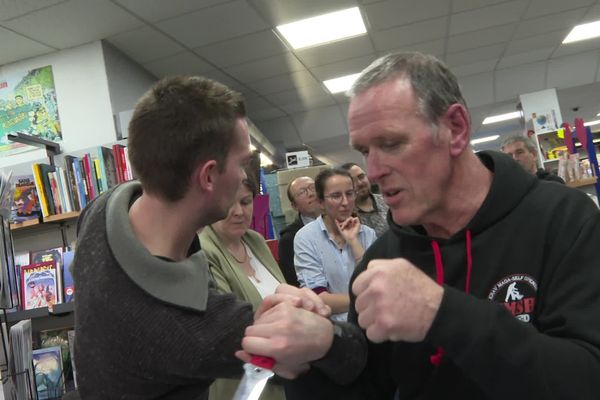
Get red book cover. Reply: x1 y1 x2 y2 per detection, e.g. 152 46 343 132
118 145 128 182
112 144 124 183
82 154 96 200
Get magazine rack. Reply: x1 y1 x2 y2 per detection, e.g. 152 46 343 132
2 366 37 399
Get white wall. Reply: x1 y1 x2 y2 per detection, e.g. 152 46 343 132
101 41 156 138
0 41 117 168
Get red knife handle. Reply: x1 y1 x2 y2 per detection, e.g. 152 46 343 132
250 355 275 370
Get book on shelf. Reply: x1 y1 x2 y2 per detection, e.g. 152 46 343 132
11 175 41 224
28 144 133 218
62 250 75 303
32 346 64 399
20 261 61 311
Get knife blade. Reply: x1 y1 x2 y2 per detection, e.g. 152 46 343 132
232 355 275 400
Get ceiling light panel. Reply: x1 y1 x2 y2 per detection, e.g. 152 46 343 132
563 20 600 44
276 7 367 50
323 73 361 94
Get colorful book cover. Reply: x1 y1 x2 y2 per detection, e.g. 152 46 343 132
62 250 74 303
20 261 59 311
11 174 41 223
32 346 64 399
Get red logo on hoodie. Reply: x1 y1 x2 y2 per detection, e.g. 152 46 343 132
488 274 537 323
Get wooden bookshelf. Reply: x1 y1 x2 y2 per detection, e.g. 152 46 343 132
10 218 41 231
566 177 597 188
42 211 81 223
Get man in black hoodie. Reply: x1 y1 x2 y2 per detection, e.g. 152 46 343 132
246 52 600 400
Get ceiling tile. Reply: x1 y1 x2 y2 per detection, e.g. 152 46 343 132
524 0 595 19
3 0 143 48
0 27 54 65
291 105 347 142
495 62 547 102
552 36 600 58
583 3 600 22
458 71 495 107
248 107 286 122
267 84 331 107
505 30 567 55
142 51 214 77
452 59 498 78
107 26 184 64
447 23 516 53
199 69 249 93
446 43 506 67
156 0 268 48
280 97 336 114
386 39 446 59
452 0 508 13
249 0 358 26
294 35 374 68
310 54 376 81
370 17 447 52
225 52 305 82
497 47 554 69
364 0 449 31
0 0 66 22
113 0 229 22
195 30 287 68
547 51 600 89
450 0 528 35
247 69 319 96
257 117 303 148
513 8 587 39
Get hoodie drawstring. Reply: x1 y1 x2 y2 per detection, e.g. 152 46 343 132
429 230 472 367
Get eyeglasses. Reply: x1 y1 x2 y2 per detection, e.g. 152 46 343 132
295 184 315 199
324 190 356 203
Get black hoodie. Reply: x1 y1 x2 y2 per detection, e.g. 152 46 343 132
292 151 600 400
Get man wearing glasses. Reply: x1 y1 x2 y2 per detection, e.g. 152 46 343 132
279 176 322 286
293 168 376 321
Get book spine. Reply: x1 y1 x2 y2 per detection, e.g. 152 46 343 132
64 157 80 211
48 171 62 214
96 147 109 192
31 164 50 218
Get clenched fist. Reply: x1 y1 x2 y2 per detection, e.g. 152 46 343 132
352 258 444 343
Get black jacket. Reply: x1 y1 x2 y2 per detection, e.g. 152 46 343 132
536 168 565 184
278 215 304 287
289 151 600 400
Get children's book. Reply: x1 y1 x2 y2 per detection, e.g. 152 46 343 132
62 250 74 303
11 175 41 223
32 346 64 399
20 261 60 311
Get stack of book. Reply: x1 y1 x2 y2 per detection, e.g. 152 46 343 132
14 247 75 312
31 144 134 218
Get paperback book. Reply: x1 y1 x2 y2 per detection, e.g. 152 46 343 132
20 261 60 311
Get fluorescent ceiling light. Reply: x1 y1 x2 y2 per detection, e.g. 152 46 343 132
276 7 366 50
471 135 499 145
563 20 600 44
323 73 361 94
584 119 600 127
481 111 521 125
260 153 273 166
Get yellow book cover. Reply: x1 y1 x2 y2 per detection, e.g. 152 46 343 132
31 164 50 218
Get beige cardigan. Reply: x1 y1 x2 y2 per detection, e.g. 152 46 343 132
199 225 286 400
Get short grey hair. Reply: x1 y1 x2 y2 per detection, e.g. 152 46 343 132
348 52 468 127
500 135 537 154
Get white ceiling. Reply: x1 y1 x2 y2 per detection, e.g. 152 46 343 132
3 0 600 164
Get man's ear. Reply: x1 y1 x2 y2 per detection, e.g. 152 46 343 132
443 103 471 157
194 160 219 193
290 201 298 212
